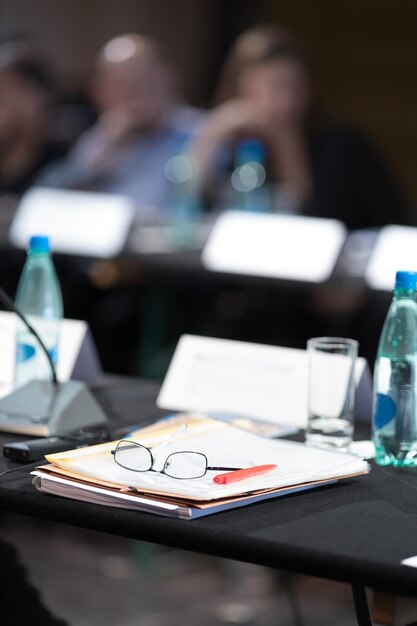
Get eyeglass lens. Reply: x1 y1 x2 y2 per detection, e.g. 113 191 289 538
114 440 153 471
114 441 209 479
163 452 207 479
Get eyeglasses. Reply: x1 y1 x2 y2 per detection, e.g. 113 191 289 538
112 439 241 479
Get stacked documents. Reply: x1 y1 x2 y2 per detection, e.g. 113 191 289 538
32 414 369 520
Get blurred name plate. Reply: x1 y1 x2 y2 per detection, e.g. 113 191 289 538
202 211 346 282
365 225 417 291
9 187 135 258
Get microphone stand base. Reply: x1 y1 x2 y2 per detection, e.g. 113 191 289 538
0 380 108 436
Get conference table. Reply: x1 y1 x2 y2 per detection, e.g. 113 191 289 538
0 197 391 382
0 378 416 626
82 221 389 382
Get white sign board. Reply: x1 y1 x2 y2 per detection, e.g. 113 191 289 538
0 311 101 389
202 211 346 283
9 187 135 258
157 335 372 429
365 225 417 291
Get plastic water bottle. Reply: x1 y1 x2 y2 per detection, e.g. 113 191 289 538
230 138 269 212
372 271 417 467
14 235 63 386
164 131 200 247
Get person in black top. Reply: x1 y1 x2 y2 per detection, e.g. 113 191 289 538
306 120 408 230
193 24 409 229
0 50 67 197
190 24 410 364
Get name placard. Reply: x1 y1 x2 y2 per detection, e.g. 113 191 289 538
9 187 135 258
157 335 372 429
365 225 417 291
0 312 101 391
202 211 346 283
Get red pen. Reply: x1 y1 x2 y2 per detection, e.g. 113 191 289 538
213 464 277 485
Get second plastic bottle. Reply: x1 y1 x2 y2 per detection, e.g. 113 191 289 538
372 270 417 467
14 235 63 387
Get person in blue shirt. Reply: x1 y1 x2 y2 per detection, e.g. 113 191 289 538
38 34 204 216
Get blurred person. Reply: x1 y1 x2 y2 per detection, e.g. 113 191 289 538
189 24 411 368
36 34 205 378
0 33 97 150
0 44 71 303
39 34 204 214
0 52 67 196
193 24 409 229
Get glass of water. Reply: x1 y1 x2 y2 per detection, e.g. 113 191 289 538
305 337 359 450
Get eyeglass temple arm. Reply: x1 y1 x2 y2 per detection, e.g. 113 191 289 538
111 424 189 455
150 424 189 452
207 466 243 471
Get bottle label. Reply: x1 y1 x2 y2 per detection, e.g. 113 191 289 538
49 346 58 364
374 393 397 429
15 319 59 386
16 341 57 364
16 342 36 363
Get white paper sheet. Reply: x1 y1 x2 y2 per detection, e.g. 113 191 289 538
32 470 333 520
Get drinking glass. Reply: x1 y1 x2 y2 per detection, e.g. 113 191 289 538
305 337 358 450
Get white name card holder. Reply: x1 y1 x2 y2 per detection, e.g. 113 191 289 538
157 335 372 433
0 311 102 393
202 211 347 283
365 224 417 291
9 187 136 258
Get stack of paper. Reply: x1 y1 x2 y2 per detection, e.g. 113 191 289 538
32 414 369 520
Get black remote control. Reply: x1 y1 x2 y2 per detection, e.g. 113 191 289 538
3 434 105 463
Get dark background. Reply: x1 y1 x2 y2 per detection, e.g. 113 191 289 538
0 0 416 211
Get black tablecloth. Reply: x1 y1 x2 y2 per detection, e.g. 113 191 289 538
1 379 417 597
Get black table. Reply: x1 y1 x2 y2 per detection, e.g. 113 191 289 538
1 379 416 625
0 197 391 379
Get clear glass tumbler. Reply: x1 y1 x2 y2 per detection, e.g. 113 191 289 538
305 337 359 450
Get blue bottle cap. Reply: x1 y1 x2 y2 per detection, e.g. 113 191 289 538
29 235 50 253
235 138 266 164
395 271 417 289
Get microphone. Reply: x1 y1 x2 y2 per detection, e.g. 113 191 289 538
0 286 108 437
